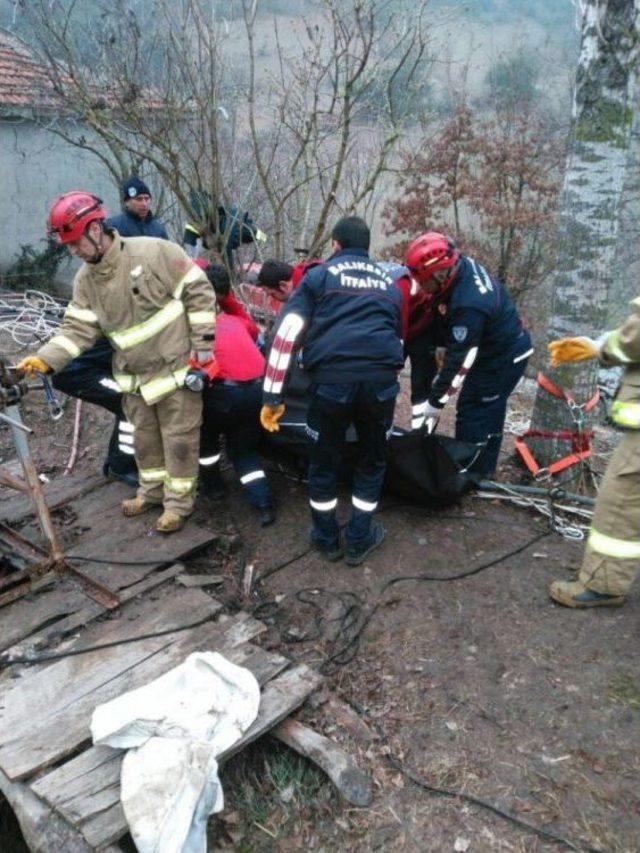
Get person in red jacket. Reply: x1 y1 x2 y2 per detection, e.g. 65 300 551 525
376 262 436 430
195 261 276 525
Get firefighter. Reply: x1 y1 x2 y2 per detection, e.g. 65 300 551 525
105 177 170 239
195 261 276 525
260 216 404 566
16 191 216 533
404 232 533 476
547 314 640 607
259 257 433 428
52 178 171 486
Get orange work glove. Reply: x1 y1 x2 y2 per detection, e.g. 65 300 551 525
435 347 446 371
260 403 285 432
548 336 599 367
15 355 51 377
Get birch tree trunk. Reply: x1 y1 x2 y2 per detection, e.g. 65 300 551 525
607 76 640 328
529 0 639 473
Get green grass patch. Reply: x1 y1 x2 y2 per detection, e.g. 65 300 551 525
608 673 640 710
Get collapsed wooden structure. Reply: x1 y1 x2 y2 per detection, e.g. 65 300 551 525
0 474 368 851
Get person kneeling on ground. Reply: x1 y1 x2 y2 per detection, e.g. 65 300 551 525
196 260 276 526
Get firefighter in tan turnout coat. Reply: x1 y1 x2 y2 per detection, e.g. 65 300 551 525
548 299 640 606
17 191 216 533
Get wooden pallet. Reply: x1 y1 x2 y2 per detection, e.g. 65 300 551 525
0 585 320 850
0 475 371 851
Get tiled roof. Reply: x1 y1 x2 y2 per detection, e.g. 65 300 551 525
0 30 52 110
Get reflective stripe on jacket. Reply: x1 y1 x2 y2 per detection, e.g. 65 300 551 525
602 297 640 429
39 232 216 404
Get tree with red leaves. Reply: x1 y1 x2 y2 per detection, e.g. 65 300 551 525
384 101 564 303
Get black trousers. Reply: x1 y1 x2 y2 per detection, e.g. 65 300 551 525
200 380 272 509
306 379 398 548
52 339 136 475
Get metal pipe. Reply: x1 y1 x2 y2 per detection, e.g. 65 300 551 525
478 480 596 507
0 410 33 433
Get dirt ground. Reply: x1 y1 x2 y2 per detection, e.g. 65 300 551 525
1 370 639 853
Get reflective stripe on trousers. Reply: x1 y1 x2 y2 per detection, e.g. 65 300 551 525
611 400 640 429
240 470 266 485
588 528 640 560
352 495 377 512
309 498 338 512
118 420 135 455
411 400 427 431
199 454 221 466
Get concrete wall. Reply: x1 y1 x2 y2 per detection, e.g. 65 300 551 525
0 116 120 290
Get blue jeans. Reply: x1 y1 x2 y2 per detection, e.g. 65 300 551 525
306 379 398 548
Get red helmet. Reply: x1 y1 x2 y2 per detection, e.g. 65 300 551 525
48 191 106 244
404 232 460 294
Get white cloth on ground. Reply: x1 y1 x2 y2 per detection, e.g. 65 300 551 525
91 651 260 853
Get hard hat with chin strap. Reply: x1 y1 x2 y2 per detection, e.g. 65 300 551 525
404 231 460 295
48 191 106 244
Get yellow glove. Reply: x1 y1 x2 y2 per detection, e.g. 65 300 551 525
15 355 51 377
260 403 285 432
548 336 599 367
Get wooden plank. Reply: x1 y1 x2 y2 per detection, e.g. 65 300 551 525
0 599 259 781
2 563 189 664
0 515 217 655
0 471 105 525
0 579 89 654
272 718 372 806
12 481 217 588
0 767 93 853
32 643 291 849
176 573 224 587
219 664 322 761
75 660 314 852
0 586 223 735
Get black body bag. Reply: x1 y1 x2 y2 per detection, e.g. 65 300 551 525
385 431 482 507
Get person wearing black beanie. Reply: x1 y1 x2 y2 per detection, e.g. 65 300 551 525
105 176 170 240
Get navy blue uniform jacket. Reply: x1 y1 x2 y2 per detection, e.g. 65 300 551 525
429 256 532 408
263 248 404 405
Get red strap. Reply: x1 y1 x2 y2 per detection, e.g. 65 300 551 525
515 433 593 477
537 372 600 412
515 373 599 478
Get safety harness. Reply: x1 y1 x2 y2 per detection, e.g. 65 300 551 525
515 372 600 479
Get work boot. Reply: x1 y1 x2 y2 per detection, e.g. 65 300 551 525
259 504 276 527
105 465 139 489
200 467 226 501
549 580 625 609
309 529 343 562
156 510 185 533
345 522 386 567
122 496 160 517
